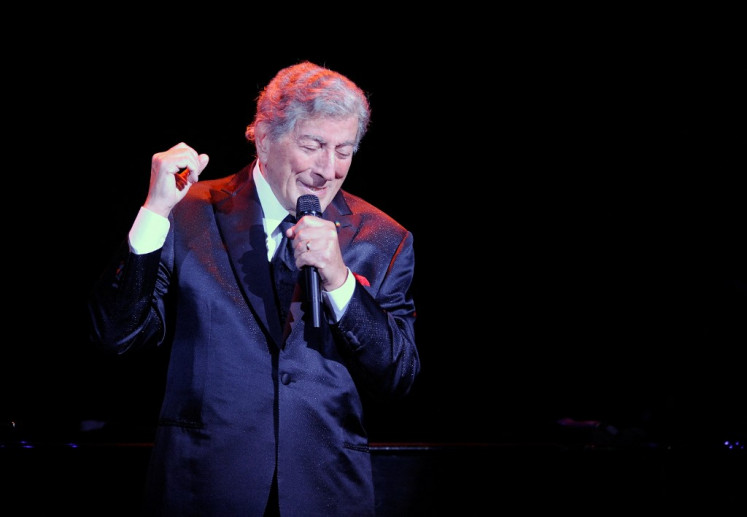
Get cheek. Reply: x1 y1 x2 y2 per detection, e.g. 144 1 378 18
287 150 314 171
268 152 303 186
335 162 351 179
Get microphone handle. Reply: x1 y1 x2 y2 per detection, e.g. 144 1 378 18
307 265 321 327
296 195 323 327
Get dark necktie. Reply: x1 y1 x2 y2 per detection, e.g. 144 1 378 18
271 215 298 325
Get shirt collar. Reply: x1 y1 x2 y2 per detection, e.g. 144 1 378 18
253 162 290 236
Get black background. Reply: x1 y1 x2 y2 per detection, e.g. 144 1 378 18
3 15 745 450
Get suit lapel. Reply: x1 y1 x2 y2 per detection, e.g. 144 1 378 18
211 163 285 347
325 193 359 255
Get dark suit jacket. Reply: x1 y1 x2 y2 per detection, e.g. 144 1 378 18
88 162 420 516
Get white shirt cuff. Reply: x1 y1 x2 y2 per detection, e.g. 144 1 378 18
322 268 355 322
128 206 170 254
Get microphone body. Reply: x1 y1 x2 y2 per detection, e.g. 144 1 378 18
296 195 323 327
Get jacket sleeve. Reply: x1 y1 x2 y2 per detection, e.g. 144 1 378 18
87 238 168 354
333 230 420 400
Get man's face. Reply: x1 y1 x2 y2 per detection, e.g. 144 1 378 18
258 116 359 215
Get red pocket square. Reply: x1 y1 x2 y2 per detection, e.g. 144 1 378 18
353 272 370 287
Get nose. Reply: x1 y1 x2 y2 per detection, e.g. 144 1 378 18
315 150 338 181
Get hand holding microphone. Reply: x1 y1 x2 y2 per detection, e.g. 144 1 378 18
296 195 324 327
291 195 350 327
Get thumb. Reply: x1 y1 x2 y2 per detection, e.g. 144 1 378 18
198 153 210 173
183 154 209 185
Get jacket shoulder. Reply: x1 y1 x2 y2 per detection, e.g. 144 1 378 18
339 191 408 235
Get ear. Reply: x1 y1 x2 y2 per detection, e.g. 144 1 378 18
253 122 270 162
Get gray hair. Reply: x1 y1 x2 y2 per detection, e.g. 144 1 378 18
246 61 371 152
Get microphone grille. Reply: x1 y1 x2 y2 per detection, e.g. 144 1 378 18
296 194 322 214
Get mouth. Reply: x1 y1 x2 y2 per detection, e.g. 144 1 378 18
300 183 326 196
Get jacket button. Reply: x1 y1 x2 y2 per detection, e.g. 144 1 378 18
280 373 291 385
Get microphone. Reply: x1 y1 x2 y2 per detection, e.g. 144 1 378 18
296 194 323 327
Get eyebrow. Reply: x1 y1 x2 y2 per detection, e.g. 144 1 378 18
298 134 356 148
